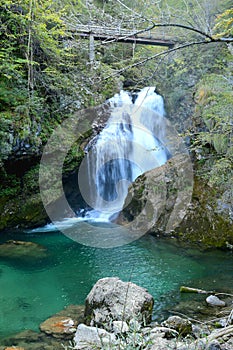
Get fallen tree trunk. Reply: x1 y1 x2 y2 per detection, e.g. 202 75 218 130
180 286 233 297
179 286 213 294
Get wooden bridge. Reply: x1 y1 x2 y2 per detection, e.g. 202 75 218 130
70 24 175 47
68 24 175 61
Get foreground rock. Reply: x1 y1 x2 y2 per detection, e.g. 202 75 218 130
1 279 232 350
0 305 85 349
84 277 154 329
0 240 47 260
162 315 192 336
39 304 84 339
39 316 77 339
74 323 116 349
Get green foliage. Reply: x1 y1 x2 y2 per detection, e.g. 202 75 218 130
22 165 40 193
193 70 233 189
214 7 233 38
0 0 232 232
0 169 20 198
0 114 13 161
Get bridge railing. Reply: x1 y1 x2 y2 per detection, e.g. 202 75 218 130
69 24 156 39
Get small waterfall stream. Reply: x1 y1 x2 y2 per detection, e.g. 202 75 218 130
78 87 169 222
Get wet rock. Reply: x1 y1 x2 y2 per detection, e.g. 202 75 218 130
84 277 154 329
206 295 226 307
0 240 47 260
162 316 192 336
73 323 116 350
40 316 77 339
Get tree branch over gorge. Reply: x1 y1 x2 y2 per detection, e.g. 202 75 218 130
68 1 232 79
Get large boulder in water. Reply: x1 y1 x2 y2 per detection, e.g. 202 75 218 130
84 277 154 329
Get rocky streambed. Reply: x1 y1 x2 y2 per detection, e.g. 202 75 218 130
0 277 232 350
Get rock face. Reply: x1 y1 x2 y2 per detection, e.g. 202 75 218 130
84 277 154 329
118 154 193 234
118 152 233 248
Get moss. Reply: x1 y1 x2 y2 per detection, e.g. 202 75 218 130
175 178 233 249
0 193 47 230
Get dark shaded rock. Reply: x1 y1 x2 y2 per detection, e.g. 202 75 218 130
84 277 154 329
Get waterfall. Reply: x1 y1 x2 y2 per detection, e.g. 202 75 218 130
78 87 169 222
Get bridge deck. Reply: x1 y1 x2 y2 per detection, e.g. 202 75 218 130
69 25 175 48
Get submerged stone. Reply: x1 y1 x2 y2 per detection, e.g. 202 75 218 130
0 240 47 260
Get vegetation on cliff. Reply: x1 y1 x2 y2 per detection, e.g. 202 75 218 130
0 0 232 244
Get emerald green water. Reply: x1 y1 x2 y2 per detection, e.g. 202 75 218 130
0 227 232 339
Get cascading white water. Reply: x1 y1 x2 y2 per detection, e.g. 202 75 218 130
79 87 168 221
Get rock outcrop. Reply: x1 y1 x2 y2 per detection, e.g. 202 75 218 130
118 152 233 248
118 153 193 235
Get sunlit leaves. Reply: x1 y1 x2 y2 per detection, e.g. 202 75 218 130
213 7 233 38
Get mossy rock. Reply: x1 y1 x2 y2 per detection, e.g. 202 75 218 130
176 178 233 248
0 193 48 230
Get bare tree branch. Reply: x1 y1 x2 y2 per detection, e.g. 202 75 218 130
103 39 212 80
